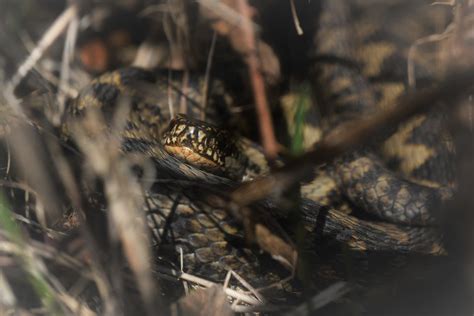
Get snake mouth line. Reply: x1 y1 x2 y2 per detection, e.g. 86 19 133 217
163 144 221 172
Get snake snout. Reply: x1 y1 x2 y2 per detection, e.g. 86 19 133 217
162 114 246 180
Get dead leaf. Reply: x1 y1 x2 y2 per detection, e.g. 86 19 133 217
172 285 233 316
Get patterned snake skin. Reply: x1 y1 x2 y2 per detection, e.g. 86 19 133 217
0 0 457 306
307 0 454 227
62 67 298 300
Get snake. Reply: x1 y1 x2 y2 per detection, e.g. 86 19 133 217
0 0 457 308
60 58 447 292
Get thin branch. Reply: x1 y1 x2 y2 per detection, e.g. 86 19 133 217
407 26 453 88
236 0 279 159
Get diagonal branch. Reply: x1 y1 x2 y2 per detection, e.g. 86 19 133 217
232 68 474 205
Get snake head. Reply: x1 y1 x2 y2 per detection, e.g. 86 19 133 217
162 114 247 180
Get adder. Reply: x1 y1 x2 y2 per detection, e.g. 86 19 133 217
0 0 457 307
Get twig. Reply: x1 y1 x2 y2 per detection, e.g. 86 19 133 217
201 30 218 120
153 265 271 308
224 270 266 304
236 0 279 160
407 26 453 88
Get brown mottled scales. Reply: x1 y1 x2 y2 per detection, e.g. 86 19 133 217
64 61 450 263
310 0 455 226
144 185 295 300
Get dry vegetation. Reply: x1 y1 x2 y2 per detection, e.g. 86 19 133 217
0 0 473 315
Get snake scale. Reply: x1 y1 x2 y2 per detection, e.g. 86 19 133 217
0 0 457 308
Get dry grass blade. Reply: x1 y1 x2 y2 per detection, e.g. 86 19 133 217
224 270 266 304
71 100 162 315
0 85 118 315
9 4 78 92
0 235 98 316
0 196 63 314
232 68 474 206
201 30 217 120
0 270 16 309
56 11 79 124
0 93 67 227
289 0 304 35
56 292 96 316
0 233 87 274
154 264 293 312
4 123 63 225
284 282 349 316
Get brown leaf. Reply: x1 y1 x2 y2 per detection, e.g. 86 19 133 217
79 38 109 73
172 285 233 316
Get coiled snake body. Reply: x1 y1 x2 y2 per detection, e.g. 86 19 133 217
63 55 449 294
0 0 456 305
